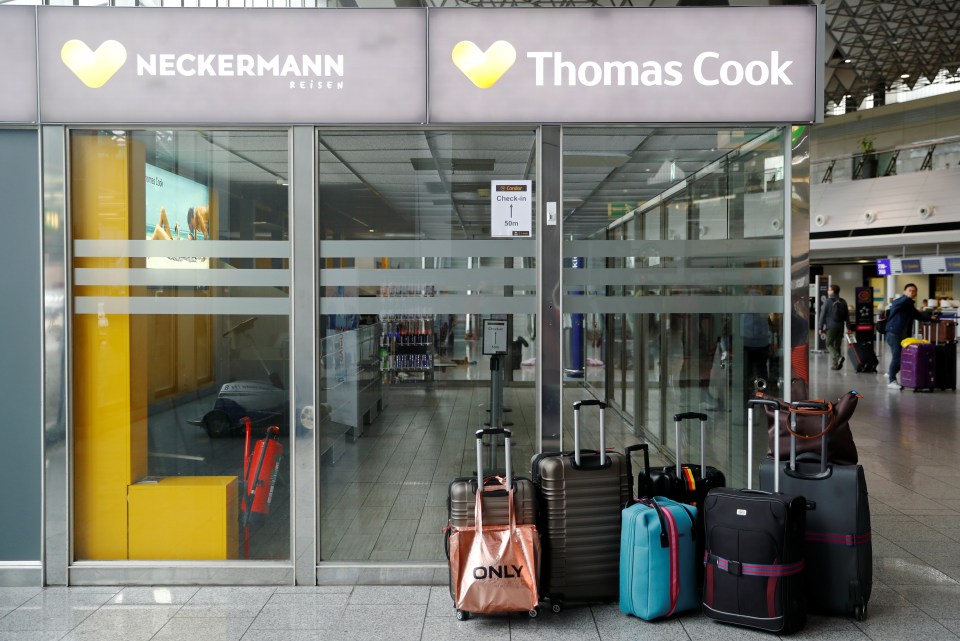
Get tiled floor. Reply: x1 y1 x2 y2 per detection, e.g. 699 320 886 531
4 349 960 640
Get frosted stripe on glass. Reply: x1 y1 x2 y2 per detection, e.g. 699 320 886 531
563 295 783 315
75 268 290 287
74 240 290 258
319 239 536 258
563 268 782 287
74 296 289 315
320 268 536 288
319 295 535 315
564 239 782 259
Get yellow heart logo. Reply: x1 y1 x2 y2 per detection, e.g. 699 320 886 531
61 39 127 89
451 40 516 89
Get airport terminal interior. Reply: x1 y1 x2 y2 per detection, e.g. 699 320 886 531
3 0 960 639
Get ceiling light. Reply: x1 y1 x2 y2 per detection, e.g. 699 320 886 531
900 73 910 79
844 58 852 63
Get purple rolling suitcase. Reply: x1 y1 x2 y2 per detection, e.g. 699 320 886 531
900 343 936 392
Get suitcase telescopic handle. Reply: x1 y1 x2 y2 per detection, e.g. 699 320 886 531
788 401 830 476
625 443 651 499
475 428 512 493
572 399 607 467
747 398 781 492
672 412 709 481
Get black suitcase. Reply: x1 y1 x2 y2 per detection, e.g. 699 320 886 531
935 342 957 390
531 399 633 608
760 401 872 621
641 412 726 507
702 398 807 634
847 341 879 373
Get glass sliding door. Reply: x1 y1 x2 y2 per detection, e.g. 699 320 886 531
561 126 787 485
315 129 537 563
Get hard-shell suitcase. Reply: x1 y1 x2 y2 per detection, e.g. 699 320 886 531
759 401 871 621
531 399 633 608
620 496 699 620
701 398 807 634
446 428 537 558
935 342 957 391
900 343 936 392
641 412 726 508
847 342 879 373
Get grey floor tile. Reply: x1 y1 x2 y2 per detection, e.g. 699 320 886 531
22 591 117 609
108 586 199 605
72 604 179 633
240 630 330 641
0 607 96 632
680 613 776 641
852 605 960 640
887 583 960 617
248 604 344 630
332 605 426 641
60 629 156 641
421 615 511 641
373 520 418 553
509 625 602 641
427 586 454 618
941 620 960 635
874 556 960 585
0 588 43 609
330 534 379 561
176 605 267 619
273 586 353 594
348 586 430 605
153 617 253 641
0 632 66 641
266 592 350 608
593 605 692 641
188 587 276 606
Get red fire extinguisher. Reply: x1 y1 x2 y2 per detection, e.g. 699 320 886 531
241 416 283 559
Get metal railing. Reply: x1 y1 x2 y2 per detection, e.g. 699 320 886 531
813 135 960 184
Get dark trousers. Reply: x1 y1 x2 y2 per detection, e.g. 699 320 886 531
826 327 844 368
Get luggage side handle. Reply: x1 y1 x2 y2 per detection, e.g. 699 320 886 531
672 412 709 481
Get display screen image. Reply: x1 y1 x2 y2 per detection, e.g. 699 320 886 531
876 258 891 276
145 163 210 269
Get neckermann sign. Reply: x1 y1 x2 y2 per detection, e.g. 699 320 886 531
9 5 822 125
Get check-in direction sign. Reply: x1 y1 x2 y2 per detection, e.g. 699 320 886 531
490 180 532 238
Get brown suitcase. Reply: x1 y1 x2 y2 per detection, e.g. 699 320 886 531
531 399 632 609
446 428 538 553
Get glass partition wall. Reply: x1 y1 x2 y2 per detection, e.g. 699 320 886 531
69 129 291 563
315 129 538 562
562 127 787 485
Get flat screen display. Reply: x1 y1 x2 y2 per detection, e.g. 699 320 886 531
876 258 891 276
145 163 210 269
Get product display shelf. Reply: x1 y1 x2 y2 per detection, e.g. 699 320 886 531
379 316 434 384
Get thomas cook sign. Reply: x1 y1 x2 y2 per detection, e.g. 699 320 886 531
429 6 822 124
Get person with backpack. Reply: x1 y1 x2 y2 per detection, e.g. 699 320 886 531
883 283 939 389
817 285 850 370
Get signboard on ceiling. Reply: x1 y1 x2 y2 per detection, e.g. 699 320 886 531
0 7 39 124
36 7 427 124
429 5 822 124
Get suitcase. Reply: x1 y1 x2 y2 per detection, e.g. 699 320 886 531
701 398 807 634
900 343 936 392
531 399 633 608
446 428 538 558
935 342 957 391
922 319 957 344
759 402 871 621
641 412 726 508
620 496 699 620
847 342 879 373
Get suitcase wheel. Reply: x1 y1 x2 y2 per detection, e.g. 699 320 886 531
528 608 539 618
455 609 470 621
551 601 563 614
854 604 867 621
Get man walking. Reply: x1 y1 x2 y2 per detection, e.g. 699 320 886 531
817 285 849 370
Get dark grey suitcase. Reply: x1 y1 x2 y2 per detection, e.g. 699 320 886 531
446 428 538 553
760 401 872 620
531 399 632 609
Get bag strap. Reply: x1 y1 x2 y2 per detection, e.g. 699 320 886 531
474 484 515 533
704 552 804 577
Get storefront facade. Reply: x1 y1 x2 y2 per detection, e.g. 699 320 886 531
0 4 822 586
